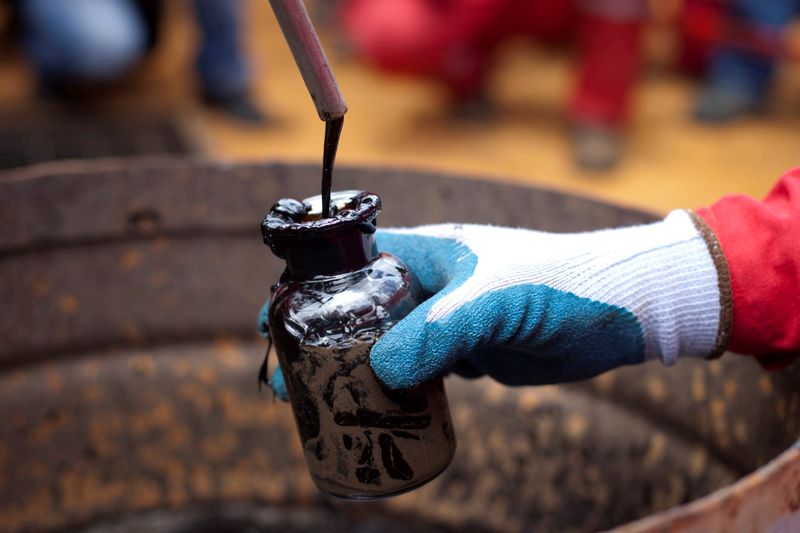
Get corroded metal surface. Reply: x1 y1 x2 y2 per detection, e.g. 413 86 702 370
0 342 742 532
617 443 800 533
0 159 798 532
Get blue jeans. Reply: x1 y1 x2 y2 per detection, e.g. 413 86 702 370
708 0 797 100
20 0 249 98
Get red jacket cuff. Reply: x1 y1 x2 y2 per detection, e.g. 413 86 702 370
696 168 800 367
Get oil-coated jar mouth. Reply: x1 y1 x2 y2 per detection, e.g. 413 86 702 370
261 190 381 258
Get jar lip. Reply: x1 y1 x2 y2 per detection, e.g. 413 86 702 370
261 190 381 256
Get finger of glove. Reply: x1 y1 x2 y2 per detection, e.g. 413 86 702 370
376 229 465 295
257 298 270 339
468 345 627 386
270 366 289 402
458 285 647 385
373 283 648 389
370 284 491 389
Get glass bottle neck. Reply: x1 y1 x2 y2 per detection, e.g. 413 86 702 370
283 228 378 280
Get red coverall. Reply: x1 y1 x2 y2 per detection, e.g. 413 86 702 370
678 0 725 74
698 168 800 367
341 0 648 127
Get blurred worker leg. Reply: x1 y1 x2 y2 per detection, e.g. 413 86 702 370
570 0 647 171
19 0 147 92
693 0 796 123
343 0 650 169
193 0 265 124
677 0 725 76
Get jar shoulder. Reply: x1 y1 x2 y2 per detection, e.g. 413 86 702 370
269 252 422 346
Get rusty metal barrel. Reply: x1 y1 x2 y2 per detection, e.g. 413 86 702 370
1 159 799 532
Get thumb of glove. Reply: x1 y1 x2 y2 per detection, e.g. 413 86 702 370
370 290 487 390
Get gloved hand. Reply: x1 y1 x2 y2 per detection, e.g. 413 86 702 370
260 209 731 394
370 210 731 389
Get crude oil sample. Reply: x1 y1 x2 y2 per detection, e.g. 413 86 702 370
262 190 456 499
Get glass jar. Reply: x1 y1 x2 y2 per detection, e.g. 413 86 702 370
262 190 456 499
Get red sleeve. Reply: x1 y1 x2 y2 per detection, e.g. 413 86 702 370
696 168 800 369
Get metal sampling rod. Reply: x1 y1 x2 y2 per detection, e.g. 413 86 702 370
267 0 348 121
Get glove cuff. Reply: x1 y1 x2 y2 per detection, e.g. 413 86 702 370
600 209 728 365
687 210 733 359
696 169 800 361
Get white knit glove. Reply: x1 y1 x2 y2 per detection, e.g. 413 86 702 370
368 210 731 389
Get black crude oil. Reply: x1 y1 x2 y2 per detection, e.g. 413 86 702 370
321 117 344 219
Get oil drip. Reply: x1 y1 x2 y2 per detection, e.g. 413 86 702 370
321 117 344 218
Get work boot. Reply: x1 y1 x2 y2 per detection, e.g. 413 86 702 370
572 122 622 172
203 92 267 125
693 85 761 123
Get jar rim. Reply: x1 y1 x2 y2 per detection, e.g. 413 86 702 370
261 190 381 257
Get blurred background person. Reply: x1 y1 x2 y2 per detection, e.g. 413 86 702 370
685 0 799 122
340 0 648 171
676 0 725 76
14 0 265 123
0 0 795 208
